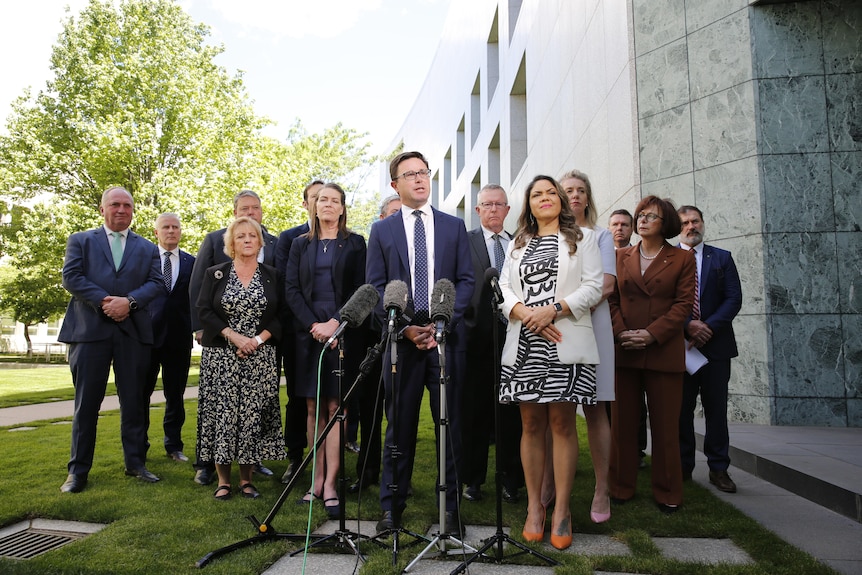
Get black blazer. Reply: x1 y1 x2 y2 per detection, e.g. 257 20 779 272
189 225 278 331
464 227 510 344
149 248 195 349
196 261 283 348
284 232 367 330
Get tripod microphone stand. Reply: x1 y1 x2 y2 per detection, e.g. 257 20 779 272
450 275 558 574
370 322 431 567
404 327 478 572
297 337 379 559
196 340 387 568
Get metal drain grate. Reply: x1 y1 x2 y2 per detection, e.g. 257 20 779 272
0 528 85 559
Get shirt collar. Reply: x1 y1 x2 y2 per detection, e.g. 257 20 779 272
104 225 128 237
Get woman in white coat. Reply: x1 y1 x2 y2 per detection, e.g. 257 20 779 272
499 175 603 550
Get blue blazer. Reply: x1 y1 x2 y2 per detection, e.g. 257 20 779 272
284 232 367 330
148 248 195 349
686 244 742 361
366 207 474 350
58 228 164 344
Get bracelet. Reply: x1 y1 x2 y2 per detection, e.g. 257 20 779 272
255 335 264 345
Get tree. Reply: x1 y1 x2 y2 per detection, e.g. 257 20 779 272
0 0 266 234
0 204 71 356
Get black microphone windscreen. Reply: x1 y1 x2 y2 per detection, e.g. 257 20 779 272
383 280 409 312
484 267 499 284
430 279 456 323
340 284 380 327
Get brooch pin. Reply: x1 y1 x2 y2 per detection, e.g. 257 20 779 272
214 270 223 279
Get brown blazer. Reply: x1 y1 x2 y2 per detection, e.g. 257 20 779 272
609 241 696 373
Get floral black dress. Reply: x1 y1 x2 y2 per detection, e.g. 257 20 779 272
499 235 597 405
197 266 285 465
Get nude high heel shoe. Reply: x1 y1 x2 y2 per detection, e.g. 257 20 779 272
590 495 611 523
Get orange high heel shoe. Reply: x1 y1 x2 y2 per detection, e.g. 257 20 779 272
550 512 572 550
522 506 546 542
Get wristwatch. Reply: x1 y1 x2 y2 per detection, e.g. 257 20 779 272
553 302 563 316
127 296 138 311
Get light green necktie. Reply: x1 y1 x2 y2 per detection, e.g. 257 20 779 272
110 232 123 270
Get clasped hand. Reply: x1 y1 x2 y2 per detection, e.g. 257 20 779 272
686 319 713 349
618 329 656 350
101 296 129 322
310 319 339 349
515 303 561 343
225 331 259 359
404 324 437 351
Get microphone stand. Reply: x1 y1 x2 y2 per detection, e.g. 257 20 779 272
370 321 431 566
450 288 558 574
404 327 478 572
298 336 367 558
196 340 388 568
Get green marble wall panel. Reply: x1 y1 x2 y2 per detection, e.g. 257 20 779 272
638 103 693 182
632 0 686 56
636 38 689 118
691 82 757 169
832 151 862 232
758 76 829 154
761 152 833 233
826 73 862 152
836 232 861 313
766 232 839 314
752 2 825 77
688 9 753 100
771 313 845 399
823 0 862 74
686 0 749 33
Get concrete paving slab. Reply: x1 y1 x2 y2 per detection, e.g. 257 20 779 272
568 533 631 557
653 537 753 566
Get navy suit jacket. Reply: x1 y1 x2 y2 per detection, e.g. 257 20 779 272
284 232 367 330
686 244 742 361
58 228 164 344
275 222 310 274
189 225 278 331
366 207 474 350
149 248 195 349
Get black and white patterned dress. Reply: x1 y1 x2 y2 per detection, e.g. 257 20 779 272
197 266 285 465
499 235 597 405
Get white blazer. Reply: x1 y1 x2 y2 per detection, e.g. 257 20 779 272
499 228 603 366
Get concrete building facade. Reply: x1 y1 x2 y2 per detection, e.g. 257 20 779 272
388 0 861 427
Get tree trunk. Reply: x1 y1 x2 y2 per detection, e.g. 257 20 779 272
24 324 32 358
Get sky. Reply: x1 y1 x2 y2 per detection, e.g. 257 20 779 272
0 0 452 153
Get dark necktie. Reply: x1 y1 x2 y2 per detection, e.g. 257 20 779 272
493 233 505 274
110 232 123 270
163 251 173 292
413 210 429 324
692 258 701 320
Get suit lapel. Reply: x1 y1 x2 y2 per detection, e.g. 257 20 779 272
622 246 648 294
469 229 492 270
389 212 410 279
642 242 674 287
96 229 115 270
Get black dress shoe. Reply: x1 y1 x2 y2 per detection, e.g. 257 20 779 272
167 450 189 462
194 468 214 486
657 502 680 515
280 459 300 484
444 510 466 535
348 476 378 493
376 510 400 533
463 484 482 501
254 463 273 477
60 474 87 493
501 485 520 504
125 467 160 483
709 470 737 493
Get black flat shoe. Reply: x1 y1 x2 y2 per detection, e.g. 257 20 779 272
239 483 260 499
214 485 232 500
324 497 340 518
296 490 322 505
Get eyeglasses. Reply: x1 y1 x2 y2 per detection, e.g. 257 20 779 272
394 169 432 181
636 212 663 223
478 202 508 210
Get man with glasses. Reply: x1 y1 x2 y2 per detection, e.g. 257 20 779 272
366 151 474 534
461 185 523 504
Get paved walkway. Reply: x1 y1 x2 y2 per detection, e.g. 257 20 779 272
2 391 861 574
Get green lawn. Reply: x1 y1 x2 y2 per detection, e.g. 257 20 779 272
0 371 839 575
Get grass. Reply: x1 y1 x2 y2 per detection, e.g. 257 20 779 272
0 357 200 408
0 372 840 575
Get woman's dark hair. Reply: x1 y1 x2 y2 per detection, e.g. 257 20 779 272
308 182 350 240
513 175 583 255
633 195 682 239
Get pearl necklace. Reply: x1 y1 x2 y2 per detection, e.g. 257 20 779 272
639 244 664 260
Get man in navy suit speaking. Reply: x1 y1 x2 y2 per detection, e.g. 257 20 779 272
144 213 195 464
677 205 743 494
58 187 165 493
366 151 474 533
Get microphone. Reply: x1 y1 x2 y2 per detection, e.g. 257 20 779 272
325 284 380 347
383 279 409 334
430 278 456 342
485 267 503 304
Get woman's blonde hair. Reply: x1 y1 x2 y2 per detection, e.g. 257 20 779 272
222 216 263 259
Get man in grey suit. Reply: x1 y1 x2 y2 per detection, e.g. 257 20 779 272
462 184 522 503
188 189 278 484
58 187 165 493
